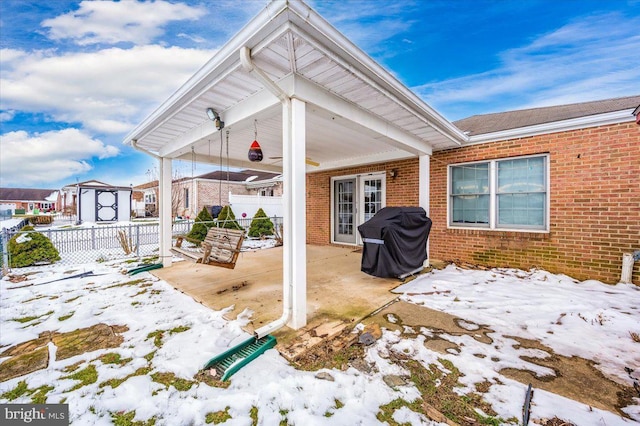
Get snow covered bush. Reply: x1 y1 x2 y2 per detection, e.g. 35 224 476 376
248 208 274 238
216 205 243 230
8 225 60 267
186 207 214 243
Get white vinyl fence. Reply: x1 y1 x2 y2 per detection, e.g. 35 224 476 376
1 217 282 273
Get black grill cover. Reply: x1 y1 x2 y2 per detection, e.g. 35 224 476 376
357 207 432 278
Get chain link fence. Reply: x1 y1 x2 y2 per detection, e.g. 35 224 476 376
1 216 282 273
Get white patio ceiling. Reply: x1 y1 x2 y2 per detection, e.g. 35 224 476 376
125 0 467 173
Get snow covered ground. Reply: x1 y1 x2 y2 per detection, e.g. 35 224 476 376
0 258 638 425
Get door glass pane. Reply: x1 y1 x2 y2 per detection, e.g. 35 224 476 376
334 179 356 243
363 178 382 222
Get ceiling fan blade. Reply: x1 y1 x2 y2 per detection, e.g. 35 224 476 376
268 156 319 167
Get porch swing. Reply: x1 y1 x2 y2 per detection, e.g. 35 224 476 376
172 127 245 269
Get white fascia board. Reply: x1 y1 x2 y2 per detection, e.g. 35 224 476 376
292 75 432 155
313 150 414 172
159 90 281 158
286 2 467 146
124 0 290 146
467 110 636 145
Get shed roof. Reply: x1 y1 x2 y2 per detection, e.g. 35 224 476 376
454 95 640 136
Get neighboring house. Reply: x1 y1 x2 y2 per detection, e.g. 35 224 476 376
61 180 134 223
134 169 281 218
0 188 58 214
133 180 159 217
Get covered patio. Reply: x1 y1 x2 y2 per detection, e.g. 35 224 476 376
153 245 401 357
125 0 465 336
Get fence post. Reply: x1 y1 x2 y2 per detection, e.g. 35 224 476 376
1 229 9 275
136 223 140 258
91 226 96 250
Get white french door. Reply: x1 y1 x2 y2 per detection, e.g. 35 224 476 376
332 173 385 245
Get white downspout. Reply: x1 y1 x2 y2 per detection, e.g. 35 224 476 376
241 46 294 338
131 139 161 160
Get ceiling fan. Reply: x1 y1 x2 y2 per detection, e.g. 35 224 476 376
268 156 320 167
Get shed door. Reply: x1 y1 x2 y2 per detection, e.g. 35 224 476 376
96 190 118 222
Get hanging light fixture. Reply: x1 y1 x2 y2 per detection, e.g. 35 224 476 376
248 119 263 162
206 108 224 130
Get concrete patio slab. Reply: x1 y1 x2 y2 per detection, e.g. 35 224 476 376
152 245 402 348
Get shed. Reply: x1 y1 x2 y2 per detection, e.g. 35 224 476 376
77 183 133 223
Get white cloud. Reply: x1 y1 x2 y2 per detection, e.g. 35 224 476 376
0 45 214 134
0 110 15 122
177 33 206 44
42 0 206 45
0 129 119 186
415 13 640 118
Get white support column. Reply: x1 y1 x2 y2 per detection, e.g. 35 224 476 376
288 97 307 329
159 157 173 267
281 101 292 328
419 154 430 263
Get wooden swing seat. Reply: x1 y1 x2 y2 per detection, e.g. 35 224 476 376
172 227 245 269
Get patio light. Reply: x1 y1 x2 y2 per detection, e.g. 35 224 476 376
206 108 224 130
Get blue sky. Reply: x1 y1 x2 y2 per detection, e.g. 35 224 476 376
1 0 639 190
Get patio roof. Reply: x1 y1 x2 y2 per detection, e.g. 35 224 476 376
124 0 466 173
126 0 464 333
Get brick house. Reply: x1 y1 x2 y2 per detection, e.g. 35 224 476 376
307 96 640 285
134 169 281 218
126 1 638 330
430 97 640 285
0 188 58 214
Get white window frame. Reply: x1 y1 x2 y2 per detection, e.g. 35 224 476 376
144 191 156 204
330 172 386 245
448 154 550 232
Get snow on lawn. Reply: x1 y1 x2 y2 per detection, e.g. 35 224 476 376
394 266 640 385
394 265 640 424
0 260 638 425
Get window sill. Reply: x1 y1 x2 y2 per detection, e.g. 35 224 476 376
445 227 550 240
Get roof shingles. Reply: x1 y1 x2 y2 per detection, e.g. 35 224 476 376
0 188 57 202
454 95 640 136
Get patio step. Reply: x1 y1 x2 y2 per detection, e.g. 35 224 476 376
203 335 277 381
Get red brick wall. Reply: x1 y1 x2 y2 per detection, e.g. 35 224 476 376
306 158 420 245
305 122 639 284
430 122 640 285
196 180 249 217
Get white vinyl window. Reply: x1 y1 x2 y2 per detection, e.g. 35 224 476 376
449 154 548 231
